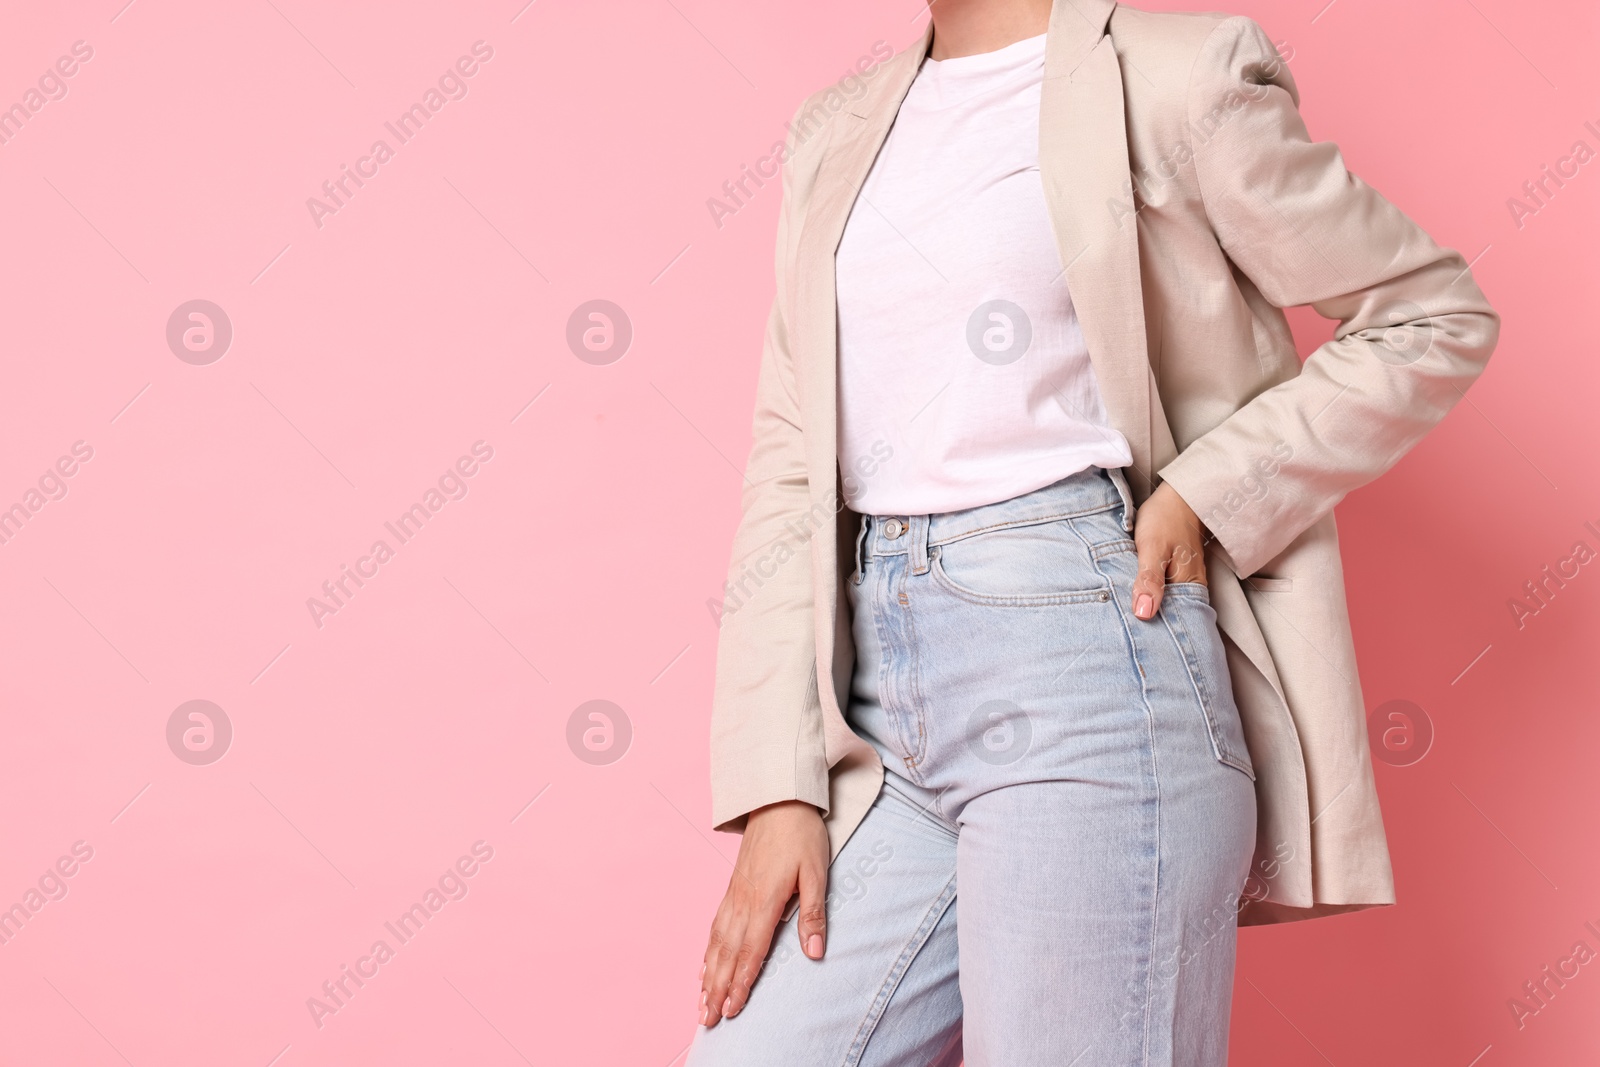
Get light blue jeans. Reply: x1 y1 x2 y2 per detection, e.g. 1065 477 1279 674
688 465 1257 1067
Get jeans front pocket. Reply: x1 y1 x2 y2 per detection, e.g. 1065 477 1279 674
1159 590 1255 780
928 516 1110 607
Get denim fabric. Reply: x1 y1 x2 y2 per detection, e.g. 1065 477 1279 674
688 465 1257 1067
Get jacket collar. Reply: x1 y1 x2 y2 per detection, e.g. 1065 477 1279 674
872 0 1116 93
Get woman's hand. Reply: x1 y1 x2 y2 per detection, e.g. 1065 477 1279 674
699 799 830 1028
1131 481 1210 621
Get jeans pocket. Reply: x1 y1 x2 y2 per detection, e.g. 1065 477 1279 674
928 516 1109 606
1160 596 1255 780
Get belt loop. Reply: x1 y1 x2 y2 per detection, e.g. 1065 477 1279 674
1108 466 1136 534
908 514 930 575
851 514 869 584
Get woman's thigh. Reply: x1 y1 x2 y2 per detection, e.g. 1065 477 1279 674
955 763 1254 1067
906 505 1258 1065
684 773 965 1067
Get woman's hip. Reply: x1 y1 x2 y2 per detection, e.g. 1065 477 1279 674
845 466 1257 817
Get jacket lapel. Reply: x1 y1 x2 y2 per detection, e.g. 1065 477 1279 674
1036 0 1154 498
791 25 931 483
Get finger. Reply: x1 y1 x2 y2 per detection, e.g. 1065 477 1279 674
701 913 744 1028
796 857 828 960
723 908 782 1019
1132 540 1169 621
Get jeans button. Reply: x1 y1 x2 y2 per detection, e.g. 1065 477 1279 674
883 518 905 540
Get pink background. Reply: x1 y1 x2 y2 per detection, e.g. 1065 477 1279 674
0 1 1594 1064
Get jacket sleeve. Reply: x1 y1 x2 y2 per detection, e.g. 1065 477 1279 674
707 101 832 834
1156 16 1500 580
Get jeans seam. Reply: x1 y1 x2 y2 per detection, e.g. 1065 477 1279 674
1069 515 1159 1067
926 500 1120 548
841 874 959 1067
900 561 932 776
872 559 927 782
926 546 1111 607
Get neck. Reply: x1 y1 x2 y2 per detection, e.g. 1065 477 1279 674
925 0 1054 60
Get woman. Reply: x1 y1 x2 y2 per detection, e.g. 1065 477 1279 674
689 1 1498 1064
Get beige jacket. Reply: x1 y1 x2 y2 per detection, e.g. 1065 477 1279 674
709 0 1498 925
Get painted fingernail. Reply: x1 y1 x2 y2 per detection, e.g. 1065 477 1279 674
1135 593 1153 618
807 933 823 958
722 996 734 1018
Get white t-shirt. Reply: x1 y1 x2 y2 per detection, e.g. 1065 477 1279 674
835 32 1132 516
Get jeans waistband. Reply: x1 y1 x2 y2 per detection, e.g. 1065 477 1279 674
853 466 1135 579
